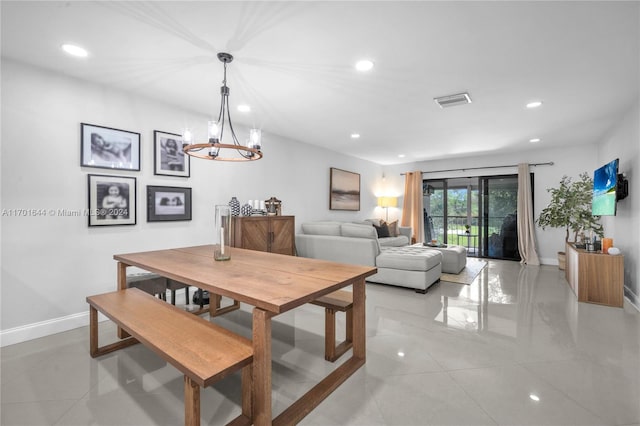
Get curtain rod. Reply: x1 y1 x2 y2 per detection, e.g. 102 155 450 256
400 161 554 175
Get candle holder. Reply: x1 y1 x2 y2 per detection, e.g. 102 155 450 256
214 205 231 261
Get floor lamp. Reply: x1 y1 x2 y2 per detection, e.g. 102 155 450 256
377 196 398 221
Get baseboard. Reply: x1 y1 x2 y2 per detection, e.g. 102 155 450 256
624 289 640 312
539 257 558 266
1 288 190 347
0 311 91 347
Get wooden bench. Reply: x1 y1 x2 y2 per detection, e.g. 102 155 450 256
310 290 353 362
87 288 253 426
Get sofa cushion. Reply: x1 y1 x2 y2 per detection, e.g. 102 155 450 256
373 222 390 238
376 246 442 271
386 220 399 237
378 235 410 247
341 222 378 239
301 221 342 236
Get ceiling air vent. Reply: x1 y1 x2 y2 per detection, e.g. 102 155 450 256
434 92 472 108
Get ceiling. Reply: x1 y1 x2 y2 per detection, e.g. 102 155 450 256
2 1 639 165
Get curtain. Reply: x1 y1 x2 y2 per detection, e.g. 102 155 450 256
401 171 424 244
517 163 540 265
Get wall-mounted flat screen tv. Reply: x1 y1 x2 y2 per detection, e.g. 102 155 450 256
592 158 619 216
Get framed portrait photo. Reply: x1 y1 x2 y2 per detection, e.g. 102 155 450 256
147 185 192 222
81 123 141 171
330 167 360 211
88 174 137 227
154 130 190 177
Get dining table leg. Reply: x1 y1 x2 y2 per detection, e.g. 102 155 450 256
253 307 274 426
352 277 366 359
116 262 130 339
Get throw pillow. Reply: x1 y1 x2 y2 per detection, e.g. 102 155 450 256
386 220 399 237
373 222 390 238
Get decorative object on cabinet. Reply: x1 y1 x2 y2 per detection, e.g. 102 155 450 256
147 185 192 222
565 243 623 307
153 130 190 177
265 196 282 216
330 167 360 211
228 197 240 216
231 216 295 255
182 52 262 162
88 174 136 227
81 123 140 171
240 203 253 216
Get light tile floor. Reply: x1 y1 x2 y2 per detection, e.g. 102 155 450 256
2 260 639 425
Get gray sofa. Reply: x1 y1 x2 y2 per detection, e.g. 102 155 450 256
296 221 442 293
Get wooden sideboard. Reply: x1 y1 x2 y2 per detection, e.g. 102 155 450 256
565 243 624 307
231 215 295 256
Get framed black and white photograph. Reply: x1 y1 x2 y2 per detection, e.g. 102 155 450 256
154 130 190 177
330 167 360 211
81 123 141 170
88 174 136 227
147 185 192 222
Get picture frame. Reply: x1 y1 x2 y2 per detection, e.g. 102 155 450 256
330 167 360 211
88 174 137 227
147 185 192 222
81 123 141 171
153 130 190 177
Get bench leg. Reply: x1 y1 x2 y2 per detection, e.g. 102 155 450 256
89 305 139 358
209 293 241 318
241 364 253 421
324 307 353 362
184 375 200 426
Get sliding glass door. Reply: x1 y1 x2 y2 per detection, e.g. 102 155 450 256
483 175 520 261
424 174 522 261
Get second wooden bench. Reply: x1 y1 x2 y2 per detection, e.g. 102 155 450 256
87 288 253 426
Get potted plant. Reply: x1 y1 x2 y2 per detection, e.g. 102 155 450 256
536 172 604 269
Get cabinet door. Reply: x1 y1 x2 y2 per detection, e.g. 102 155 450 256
240 218 270 252
270 217 295 255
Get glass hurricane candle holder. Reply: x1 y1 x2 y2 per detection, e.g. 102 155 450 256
214 205 231 261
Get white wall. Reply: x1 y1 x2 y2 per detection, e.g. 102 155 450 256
597 101 639 309
0 60 382 345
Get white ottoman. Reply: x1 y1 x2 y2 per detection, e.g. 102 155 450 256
414 244 467 274
371 247 443 293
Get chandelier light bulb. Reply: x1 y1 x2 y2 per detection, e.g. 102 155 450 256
183 128 193 144
208 120 220 142
248 129 262 150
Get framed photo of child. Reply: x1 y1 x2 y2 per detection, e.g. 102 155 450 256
88 174 137 227
154 130 190 177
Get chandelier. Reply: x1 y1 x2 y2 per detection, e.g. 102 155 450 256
182 53 263 161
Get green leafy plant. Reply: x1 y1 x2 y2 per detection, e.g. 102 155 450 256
536 172 604 242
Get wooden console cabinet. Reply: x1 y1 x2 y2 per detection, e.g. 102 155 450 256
231 216 295 256
565 243 623 307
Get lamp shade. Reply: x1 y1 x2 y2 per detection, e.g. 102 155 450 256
377 196 398 208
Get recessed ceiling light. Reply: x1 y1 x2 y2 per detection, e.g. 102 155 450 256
529 394 540 402
397 351 405 357
237 105 251 113
61 44 88 58
350 133 361 139
355 60 374 72
526 101 543 109
529 138 541 143
398 154 406 158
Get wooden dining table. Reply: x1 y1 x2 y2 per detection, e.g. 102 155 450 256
113 244 377 425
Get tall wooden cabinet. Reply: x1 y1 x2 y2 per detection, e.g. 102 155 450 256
565 243 624 307
231 216 295 256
